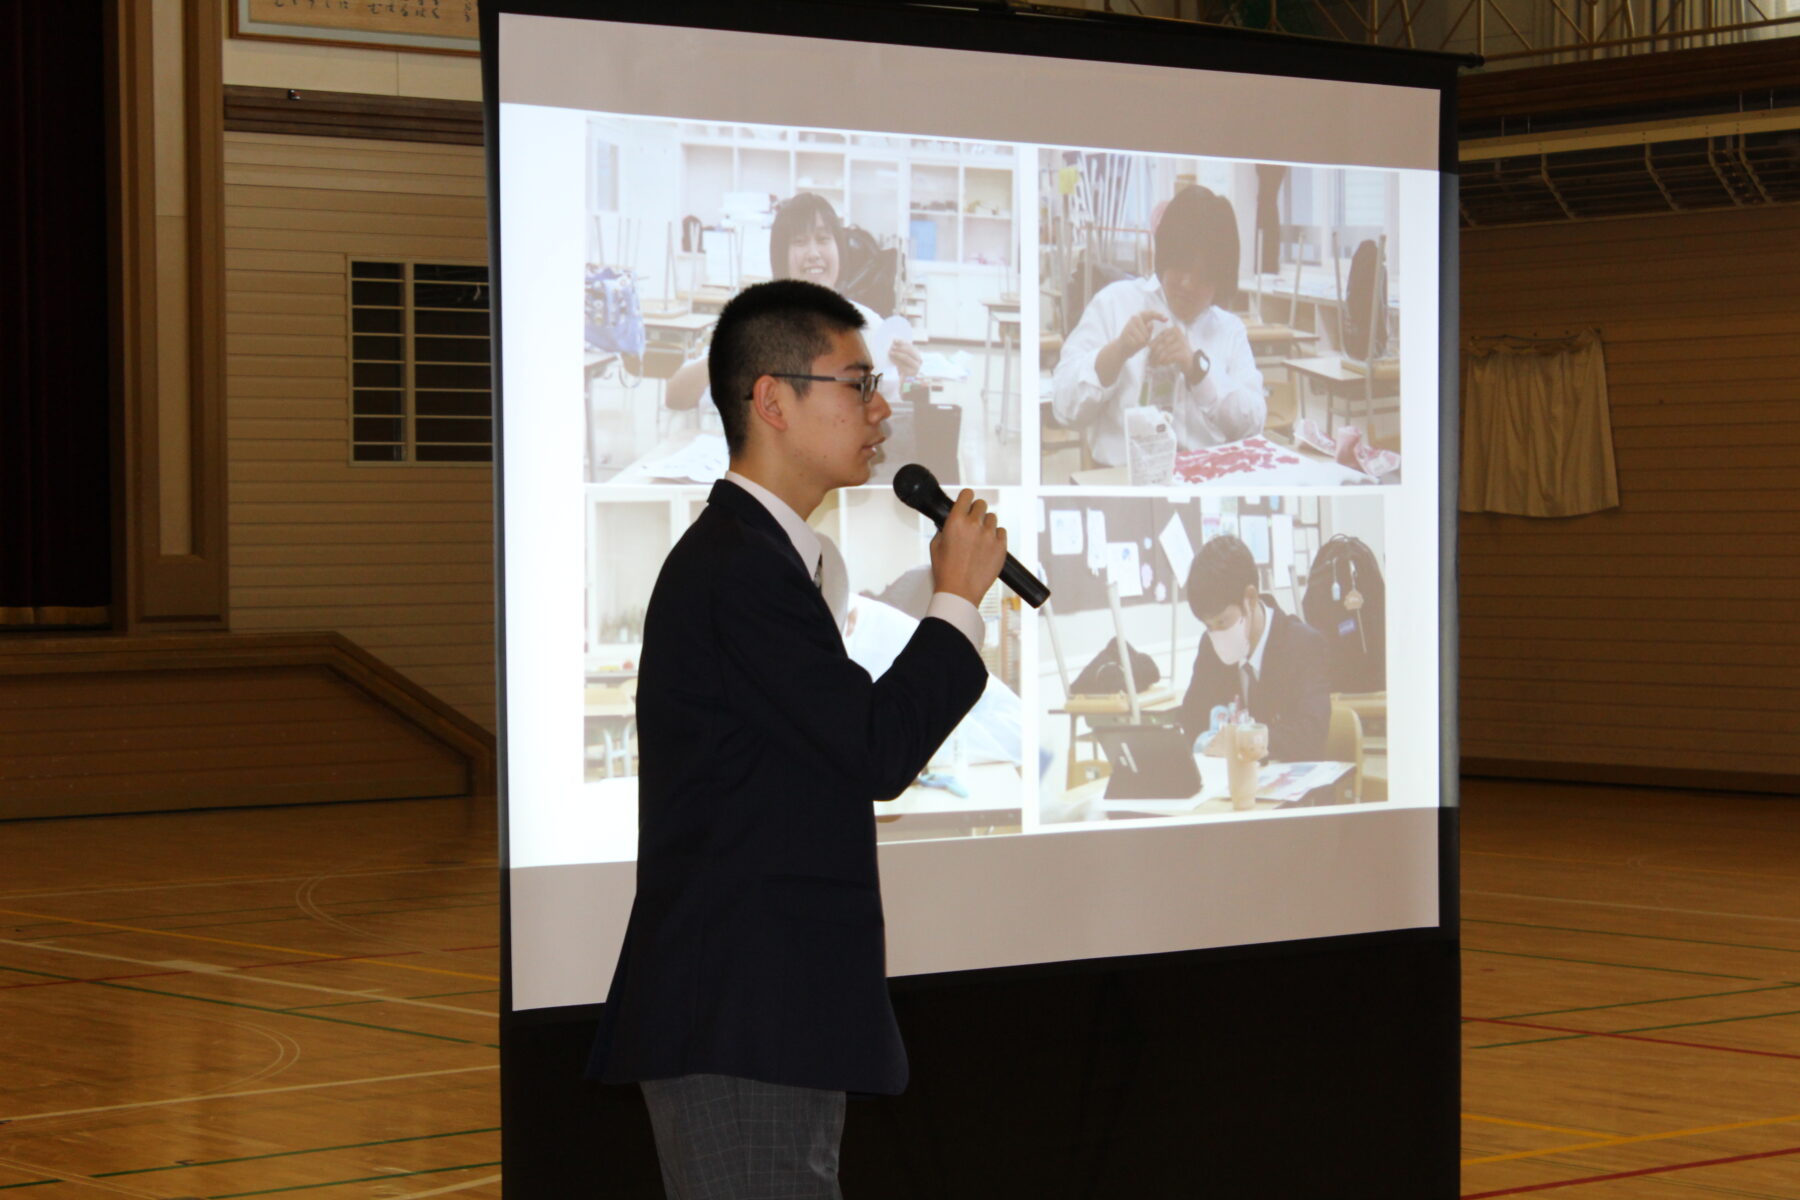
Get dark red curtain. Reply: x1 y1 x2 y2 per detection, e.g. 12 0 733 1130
1 2 112 628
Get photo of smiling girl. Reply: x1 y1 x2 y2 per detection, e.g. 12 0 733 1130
581 116 1023 489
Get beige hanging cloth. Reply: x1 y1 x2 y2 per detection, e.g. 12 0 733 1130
1460 330 1619 517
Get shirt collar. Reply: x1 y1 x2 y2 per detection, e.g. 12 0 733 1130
724 470 822 579
1247 598 1274 677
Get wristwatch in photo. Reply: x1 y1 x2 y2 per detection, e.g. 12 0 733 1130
1190 347 1212 383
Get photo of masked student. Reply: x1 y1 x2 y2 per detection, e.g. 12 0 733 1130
1039 149 1405 488
585 486 1027 842
583 115 1023 488
1036 493 1388 824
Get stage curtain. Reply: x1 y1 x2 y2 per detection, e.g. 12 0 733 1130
0 3 112 628
1460 329 1620 518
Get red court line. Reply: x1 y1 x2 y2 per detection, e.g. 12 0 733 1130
0 970 188 992
1465 1016 1800 1062
1462 1143 1800 1197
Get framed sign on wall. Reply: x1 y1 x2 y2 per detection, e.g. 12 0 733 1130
231 0 480 56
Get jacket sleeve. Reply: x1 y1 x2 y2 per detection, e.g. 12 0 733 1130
1175 647 1230 747
1267 631 1331 762
719 548 988 801
1182 319 1265 442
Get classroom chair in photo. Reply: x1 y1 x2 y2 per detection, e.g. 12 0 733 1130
1040 399 1085 483
1263 376 1298 442
585 681 639 780
1331 232 1401 445
1323 700 1365 803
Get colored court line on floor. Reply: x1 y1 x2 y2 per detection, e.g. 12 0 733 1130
207 1160 502 1199
1461 1141 1800 1196
1464 946 1773 982
0 1183 56 1192
1466 1014 1800 1060
0 960 493 1048
0 862 501 905
0 1064 496 1125
1465 888 1800 928
1466 917 1800 959
1 937 494 1020
281 987 496 1013
66 889 499 932
0 967 189 992
1462 1108 1800 1166
0 906 497 983
1487 982 1800 1022
152 898 499 936
1460 1113 1614 1139
94 1128 500 1178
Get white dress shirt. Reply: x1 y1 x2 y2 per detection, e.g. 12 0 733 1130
722 471 983 652
1246 598 1274 681
1052 276 1265 467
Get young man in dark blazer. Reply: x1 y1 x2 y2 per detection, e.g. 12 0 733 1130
1175 533 1331 763
588 280 1006 1199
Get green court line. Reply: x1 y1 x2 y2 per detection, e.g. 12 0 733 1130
74 889 499 930
1465 946 1773 982
1468 1032 1589 1050
1467 917 1800 958
1621 1005 1800 1036
281 986 497 1013
1491 982 1800 1021
96 1127 499 1177
1470 1003 1800 1050
153 898 498 935
208 1159 501 1198
0 961 493 1047
0 1182 57 1192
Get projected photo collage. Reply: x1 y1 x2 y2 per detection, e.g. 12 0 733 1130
576 114 1413 841
1037 493 1387 826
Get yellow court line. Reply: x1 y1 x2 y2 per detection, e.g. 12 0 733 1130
1462 1110 1800 1166
0 906 499 983
1461 1112 1614 1138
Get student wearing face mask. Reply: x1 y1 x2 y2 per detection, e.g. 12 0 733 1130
1051 184 1265 468
1174 533 1330 762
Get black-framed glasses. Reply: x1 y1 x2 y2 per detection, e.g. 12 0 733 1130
767 372 883 405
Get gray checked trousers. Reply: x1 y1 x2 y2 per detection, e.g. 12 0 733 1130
639 1073 847 1200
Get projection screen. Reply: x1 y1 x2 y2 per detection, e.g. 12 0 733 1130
493 5 1449 1012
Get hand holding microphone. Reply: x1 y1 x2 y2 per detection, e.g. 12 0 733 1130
895 464 1051 609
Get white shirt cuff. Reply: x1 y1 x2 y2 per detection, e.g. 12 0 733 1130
926 592 985 653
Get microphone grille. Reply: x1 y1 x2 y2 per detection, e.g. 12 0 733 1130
892 463 938 506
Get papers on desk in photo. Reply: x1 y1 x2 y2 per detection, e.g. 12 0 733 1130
620 433 729 484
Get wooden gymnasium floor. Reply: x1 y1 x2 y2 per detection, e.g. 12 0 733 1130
0 779 1796 1198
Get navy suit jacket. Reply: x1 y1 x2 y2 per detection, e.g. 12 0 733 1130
1175 597 1331 763
587 479 987 1095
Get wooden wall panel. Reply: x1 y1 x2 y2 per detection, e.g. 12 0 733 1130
1460 205 1800 787
223 131 495 729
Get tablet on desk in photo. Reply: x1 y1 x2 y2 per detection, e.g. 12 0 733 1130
1094 724 1201 801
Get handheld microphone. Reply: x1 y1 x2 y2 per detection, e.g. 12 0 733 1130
893 464 1051 609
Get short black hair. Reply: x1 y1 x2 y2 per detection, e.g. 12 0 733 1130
1186 533 1258 621
769 192 844 280
1154 185 1240 310
708 279 866 455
